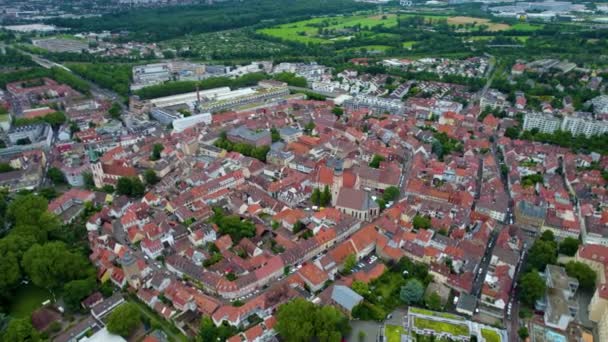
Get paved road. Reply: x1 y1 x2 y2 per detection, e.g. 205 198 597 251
464 55 496 114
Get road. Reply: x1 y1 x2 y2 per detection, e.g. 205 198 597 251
464 55 496 114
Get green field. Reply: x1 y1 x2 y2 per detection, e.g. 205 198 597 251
258 14 398 44
9 284 52 318
511 22 544 31
403 41 416 49
385 324 405 342
413 317 469 337
481 328 501 342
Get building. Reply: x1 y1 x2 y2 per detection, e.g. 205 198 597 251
523 112 608 137
335 188 379 221
227 126 271 147
172 113 212 132
515 201 547 229
343 95 404 115
561 113 608 137
576 245 608 342
331 285 363 316
523 113 562 134
535 265 578 331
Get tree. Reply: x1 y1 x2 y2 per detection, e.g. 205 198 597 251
518 327 529 340
382 186 400 202
518 270 546 306
211 209 256 243
559 237 580 256
343 254 356 274
351 280 370 297
63 278 96 311
271 127 281 143
150 143 164 161
106 303 141 338
425 292 442 311
369 154 385 168
540 230 555 242
83 172 95 190
22 242 93 290
0 252 21 298
2 318 40 342
400 279 425 304
412 215 431 230
311 188 321 206
276 298 349 342
47 167 66 185
144 169 160 185
304 120 315 135
320 185 332 207
197 316 237 342
505 126 520 139
108 102 121 120
7 194 60 243
116 177 145 197
526 239 557 272
565 261 596 291
332 106 344 118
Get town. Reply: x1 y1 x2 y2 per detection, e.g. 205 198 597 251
0 1 607 342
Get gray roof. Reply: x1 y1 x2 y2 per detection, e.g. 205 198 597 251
456 293 477 313
518 201 547 219
331 285 363 311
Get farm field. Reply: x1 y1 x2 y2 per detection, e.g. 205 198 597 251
257 14 398 44
447 16 510 31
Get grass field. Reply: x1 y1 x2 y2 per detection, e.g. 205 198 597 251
413 317 469 337
9 284 52 318
481 328 501 342
258 14 398 44
403 41 416 49
385 324 405 342
409 307 465 321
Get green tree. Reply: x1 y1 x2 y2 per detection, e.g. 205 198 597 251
83 172 95 190
211 209 256 243
144 169 160 185
400 279 425 304
271 127 281 143
320 185 332 207
108 102 121 120
518 327 529 340
304 120 315 135
565 261 596 291
47 167 66 185
351 280 369 297
369 154 385 168
197 316 237 342
150 143 164 161
116 177 145 197
0 252 21 298
7 194 60 243
505 126 520 139
382 186 400 202
311 188 321 206
63 278 96 311
526 239 557 272
21 242 93 290
425 292 442 311
558 237 580 256
412 215 431 230
519 270 546 306
332 106 344 118
106 303 141 338
2 318 40 342
276 298 349 342
343 254 356 274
